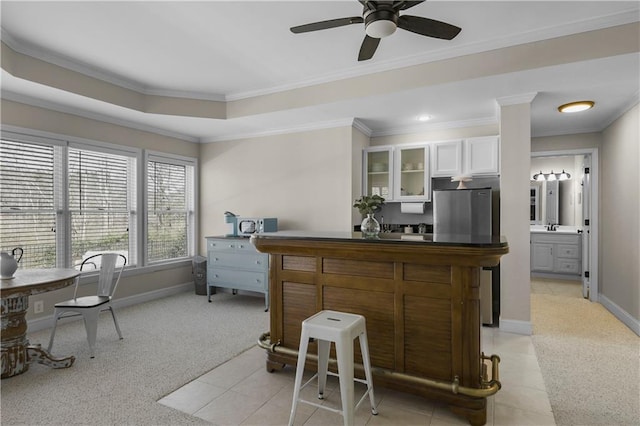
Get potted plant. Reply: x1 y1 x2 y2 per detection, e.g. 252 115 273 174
353 195 385 238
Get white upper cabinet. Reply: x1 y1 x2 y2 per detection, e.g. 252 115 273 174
362 136 498 201
394 144 430 202
363 146 393 200
431 136 500 177
430 140 463 177
465 136 500 175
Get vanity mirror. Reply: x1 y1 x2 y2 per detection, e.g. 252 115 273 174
530 155 584 227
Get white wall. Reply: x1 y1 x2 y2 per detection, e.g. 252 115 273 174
199 126 355 254
601 104 639 322
498 102 532 332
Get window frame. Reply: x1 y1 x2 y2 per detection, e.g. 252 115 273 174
144 150 198 265
1 127 197 278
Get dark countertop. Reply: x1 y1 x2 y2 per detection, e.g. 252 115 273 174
246 230 507 248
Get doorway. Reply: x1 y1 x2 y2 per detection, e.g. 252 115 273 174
530 148 599 302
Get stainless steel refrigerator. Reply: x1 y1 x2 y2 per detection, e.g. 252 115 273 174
433 188 492 236
433 187 498 326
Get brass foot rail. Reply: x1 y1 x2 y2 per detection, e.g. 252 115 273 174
258 332 502 398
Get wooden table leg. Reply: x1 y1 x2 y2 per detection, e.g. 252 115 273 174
27 344 75 369
1 295 74 379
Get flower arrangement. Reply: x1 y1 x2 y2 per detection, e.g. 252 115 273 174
353 194 385 216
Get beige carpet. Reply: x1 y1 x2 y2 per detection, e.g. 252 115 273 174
531 290 640 425
1 291 269 425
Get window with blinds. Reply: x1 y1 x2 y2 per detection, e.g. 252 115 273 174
1 133 195 272
68 147 136 267
0 139 60 268
147 157 194 262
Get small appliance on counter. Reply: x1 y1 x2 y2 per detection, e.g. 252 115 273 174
237 217 278 235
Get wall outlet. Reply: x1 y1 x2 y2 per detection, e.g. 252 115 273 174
34 300 44 314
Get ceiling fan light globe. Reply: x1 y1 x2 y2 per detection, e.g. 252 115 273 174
366 20 397 38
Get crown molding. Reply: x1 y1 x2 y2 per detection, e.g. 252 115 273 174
201 118 357 143
602 90 640 130
1 91 199 142
352 118 373 137
370 116 498 138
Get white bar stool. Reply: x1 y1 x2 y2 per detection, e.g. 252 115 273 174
288 310 378 426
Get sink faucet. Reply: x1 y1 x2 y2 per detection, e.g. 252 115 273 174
546 223 558 231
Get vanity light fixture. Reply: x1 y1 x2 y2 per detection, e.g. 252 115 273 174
532 170 572 181
558 100 594 113
558 170 571 181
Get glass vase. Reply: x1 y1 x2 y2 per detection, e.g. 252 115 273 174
361 213 381 239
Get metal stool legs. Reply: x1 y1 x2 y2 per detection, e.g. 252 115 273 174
288 310 377 426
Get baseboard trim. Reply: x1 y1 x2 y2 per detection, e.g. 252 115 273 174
599 294 640 336
499 319 533 335
27 282 194 332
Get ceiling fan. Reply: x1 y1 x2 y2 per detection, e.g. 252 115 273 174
290 1 462 61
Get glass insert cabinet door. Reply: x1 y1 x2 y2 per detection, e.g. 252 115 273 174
364 148 392 199
395 145 430 201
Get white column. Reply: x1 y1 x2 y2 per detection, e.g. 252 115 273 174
496 93 536 335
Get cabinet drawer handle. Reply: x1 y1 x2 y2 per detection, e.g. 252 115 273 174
228 244 234 248
256 260 261 265
214 274 219 278
238 244 244 248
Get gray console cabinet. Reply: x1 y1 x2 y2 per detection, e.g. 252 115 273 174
206 237 269 310
531 233 582 279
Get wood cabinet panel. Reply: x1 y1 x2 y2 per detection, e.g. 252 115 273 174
282 255 316 272
404 264 451 283
282 281 316 349
404 295 452 381
323 258 394 279
324 286 396 370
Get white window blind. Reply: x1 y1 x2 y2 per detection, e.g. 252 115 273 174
68 147 136 267
1 130 196 274
147 155 194 262
0 139 60 268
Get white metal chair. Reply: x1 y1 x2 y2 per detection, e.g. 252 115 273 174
289 310 378 426
47 253 126 358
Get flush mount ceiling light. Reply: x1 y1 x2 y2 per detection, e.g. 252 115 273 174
364 9 397 38
558 100 595 113
418 115 432 122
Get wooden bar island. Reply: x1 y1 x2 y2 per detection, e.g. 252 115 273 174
251 231 508 426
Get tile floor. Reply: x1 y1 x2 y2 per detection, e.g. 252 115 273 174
159 326 556 425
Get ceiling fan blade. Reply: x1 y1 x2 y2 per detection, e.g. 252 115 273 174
398 15 461 40
395 1 425 10
359 1 378 11
290 16 364 34
358 35 381 61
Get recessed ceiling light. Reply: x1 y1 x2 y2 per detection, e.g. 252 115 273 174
558 101 594 113
418 115 431 122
